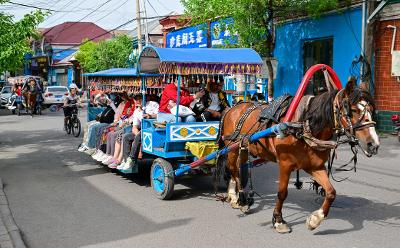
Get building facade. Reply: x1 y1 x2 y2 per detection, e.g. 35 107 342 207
273 6 363 97
373 3 400 131
25 22 112 87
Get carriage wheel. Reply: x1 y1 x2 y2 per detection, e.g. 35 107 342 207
150 158 174 200
72 118 81 137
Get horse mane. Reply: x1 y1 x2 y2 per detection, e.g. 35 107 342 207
348 88 375 109
300 90 338 135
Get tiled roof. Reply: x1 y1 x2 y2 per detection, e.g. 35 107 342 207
42 22 112 45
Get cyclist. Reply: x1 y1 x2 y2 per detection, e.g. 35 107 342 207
63 84 82 129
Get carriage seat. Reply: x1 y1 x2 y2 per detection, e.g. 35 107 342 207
259 93 293 124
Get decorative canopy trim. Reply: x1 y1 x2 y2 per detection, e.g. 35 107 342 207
138 46 263 75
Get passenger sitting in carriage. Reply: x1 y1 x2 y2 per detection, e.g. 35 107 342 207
78 92 116 153
157 77 204 123
85 93 129 158
22 78 38 94
104 94 159 170
97 93 135 162
197 76 230 121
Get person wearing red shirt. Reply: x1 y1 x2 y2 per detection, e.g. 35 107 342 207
157 80 204 123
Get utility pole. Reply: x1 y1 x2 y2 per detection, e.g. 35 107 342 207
136 0 143 51
142 0 149 45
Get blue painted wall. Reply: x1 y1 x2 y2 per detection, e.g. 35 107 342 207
273 7 362 97
67 68 74 87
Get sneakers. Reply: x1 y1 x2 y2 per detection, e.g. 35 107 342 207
102 156 115 165
84 148 96 155
92 150 104 160
78 144 89 152
108 161 119 169
122 157 133 170
117 160 126 170
97 153 109 162
121 158 137 173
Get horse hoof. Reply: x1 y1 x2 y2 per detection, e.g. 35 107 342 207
274 222 292 234
240 205 250 213
230 201 240 209
306 209 325 231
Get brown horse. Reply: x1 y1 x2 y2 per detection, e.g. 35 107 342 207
220 80 380 233
23 91 37 116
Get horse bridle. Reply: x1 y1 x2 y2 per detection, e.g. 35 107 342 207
333 89 376 158
334 89 376 136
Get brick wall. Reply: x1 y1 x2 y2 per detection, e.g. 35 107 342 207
374 19 400 131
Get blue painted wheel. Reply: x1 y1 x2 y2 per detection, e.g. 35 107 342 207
150 158 174 200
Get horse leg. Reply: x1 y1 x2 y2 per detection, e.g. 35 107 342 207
306 169 336 231
226 151 240 209
235 147 252 213
272 165 292 233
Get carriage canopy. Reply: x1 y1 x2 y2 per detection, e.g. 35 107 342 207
84 68 138 77
138 46 263 75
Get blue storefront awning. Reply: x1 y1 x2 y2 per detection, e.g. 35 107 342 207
84 68 138 77
138 46 263 74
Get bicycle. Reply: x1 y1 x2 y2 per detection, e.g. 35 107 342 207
63 104 81 137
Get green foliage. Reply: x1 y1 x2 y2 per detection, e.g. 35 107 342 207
76 35 134 73
181 0 341 57
0 2 47 73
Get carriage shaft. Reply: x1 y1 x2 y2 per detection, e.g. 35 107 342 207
174 123 288 177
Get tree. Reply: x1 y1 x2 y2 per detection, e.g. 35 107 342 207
76 35 134 73
0 0 46 74
181 0 343 99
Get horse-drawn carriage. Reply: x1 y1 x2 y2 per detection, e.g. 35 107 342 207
89 46 380 233
138 46 380 233
7 76 44 116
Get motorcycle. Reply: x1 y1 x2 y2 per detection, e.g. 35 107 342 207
6 93 24 115
392 114 400 142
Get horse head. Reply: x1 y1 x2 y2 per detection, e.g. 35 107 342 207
335 79 380 156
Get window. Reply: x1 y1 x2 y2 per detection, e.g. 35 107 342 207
1 86 11 94
303 37 333 95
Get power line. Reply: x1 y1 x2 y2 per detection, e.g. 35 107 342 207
146 0 160 16
93 0 130 23
42 0 75 24
5 1 116 14
50 0 115 41
7 1 60 12
155 0 172 12
42 0 85 34
55 14 170 54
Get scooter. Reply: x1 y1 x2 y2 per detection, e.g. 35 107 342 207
391 114 400 142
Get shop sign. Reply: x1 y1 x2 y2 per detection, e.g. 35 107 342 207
210 18 238 47
166 24 207 48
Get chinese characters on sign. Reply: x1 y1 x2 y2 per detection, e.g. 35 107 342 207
166 24 207 48
166 18 237 49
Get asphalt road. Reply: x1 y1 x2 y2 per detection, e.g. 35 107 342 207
0 108 399 248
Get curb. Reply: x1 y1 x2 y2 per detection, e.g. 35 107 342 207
0 178 27 248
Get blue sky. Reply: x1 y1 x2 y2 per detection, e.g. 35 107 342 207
1 0 184 30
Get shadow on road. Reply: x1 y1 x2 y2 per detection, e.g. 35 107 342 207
0 127 192 248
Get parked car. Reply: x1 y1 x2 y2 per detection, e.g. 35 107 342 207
43 86 69 107
0 80 7 91
0 85 12 108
